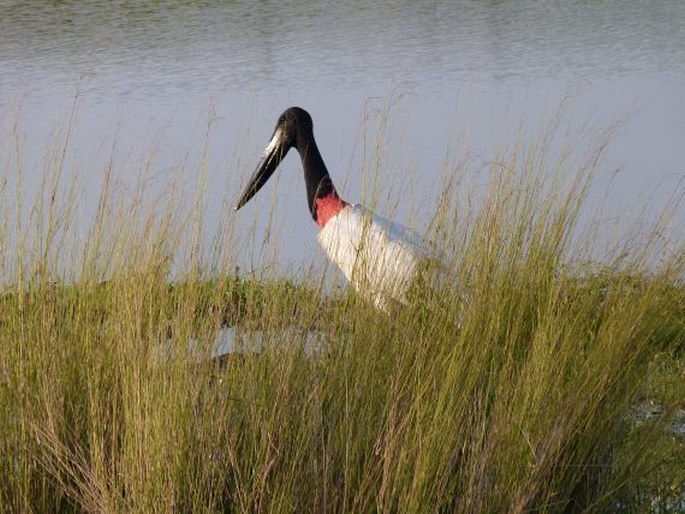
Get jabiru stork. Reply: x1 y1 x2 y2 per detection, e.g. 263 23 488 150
235 107 431 311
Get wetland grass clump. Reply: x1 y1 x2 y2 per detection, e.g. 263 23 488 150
0 116 683 512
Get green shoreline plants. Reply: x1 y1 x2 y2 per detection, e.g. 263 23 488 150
0 110 683 512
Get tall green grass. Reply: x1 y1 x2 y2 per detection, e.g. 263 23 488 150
0 111 683 513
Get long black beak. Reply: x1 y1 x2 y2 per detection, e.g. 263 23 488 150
235 128 290 210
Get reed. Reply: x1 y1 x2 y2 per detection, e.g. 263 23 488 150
0 110 682 512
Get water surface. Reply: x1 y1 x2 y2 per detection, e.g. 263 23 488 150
1 1 683 276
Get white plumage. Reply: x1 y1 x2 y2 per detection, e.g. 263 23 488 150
317 204 428 311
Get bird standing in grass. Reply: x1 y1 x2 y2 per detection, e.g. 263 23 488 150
235 107 432 311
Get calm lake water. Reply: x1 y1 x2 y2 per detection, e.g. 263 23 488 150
1 1 684 277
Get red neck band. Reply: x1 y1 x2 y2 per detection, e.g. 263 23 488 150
315 192 348 228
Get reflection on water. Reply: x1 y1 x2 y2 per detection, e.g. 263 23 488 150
205 326 322 358
0 1 683 273
157 326 324 364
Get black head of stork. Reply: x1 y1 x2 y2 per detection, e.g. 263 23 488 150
235 107 347 227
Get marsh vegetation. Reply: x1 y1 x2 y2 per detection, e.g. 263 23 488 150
0 112 683 513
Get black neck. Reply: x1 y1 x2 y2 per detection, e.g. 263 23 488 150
297 138 336 220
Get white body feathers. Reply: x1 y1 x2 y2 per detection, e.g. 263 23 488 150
317 204 428 310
